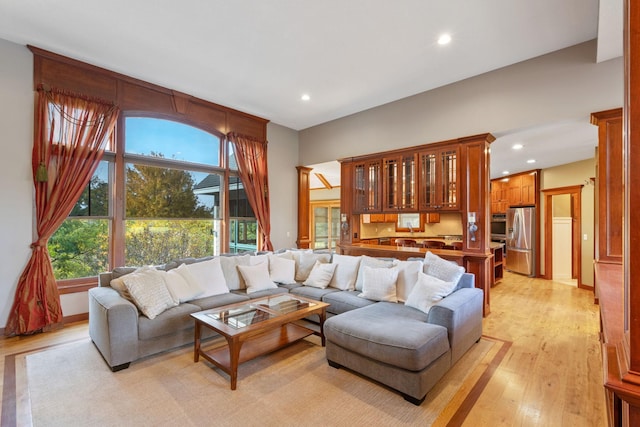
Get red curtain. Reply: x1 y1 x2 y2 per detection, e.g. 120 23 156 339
228 133 273 251
5 87 119 336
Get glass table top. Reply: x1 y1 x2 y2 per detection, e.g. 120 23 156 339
206 295 317 329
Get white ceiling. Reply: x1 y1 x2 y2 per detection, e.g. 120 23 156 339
0 0 622 187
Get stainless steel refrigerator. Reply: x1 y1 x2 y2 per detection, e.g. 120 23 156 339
506 206 535 276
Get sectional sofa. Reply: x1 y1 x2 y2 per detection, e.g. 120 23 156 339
88 249 483 404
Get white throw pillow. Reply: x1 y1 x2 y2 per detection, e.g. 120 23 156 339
183 258 230 297
268 254 297 284
237 263 278 294
328 254 361 291
393 260 424 302
218 255 251 290
423 251 465 285
161 263 204 303
249 253 270 266
358 266 400 302
122 268 177 319
290 251 331 282
355 255 395 291
303 261 337 289
405 271 457 314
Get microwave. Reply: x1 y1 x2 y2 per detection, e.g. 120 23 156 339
491 214 507 238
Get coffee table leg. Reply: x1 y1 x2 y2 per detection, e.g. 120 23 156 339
319 308 326 347
194 321 201 362
228 337 243 390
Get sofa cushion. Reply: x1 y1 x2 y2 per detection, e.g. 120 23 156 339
405 272 457 314
324 302 449 371
329 254 361 291
354 255 395 291
358 266 399 302
233 287 289 299
138 302 201 340
189 292 250 311
423 251 465 285
322 290 377 315
290 284 340 301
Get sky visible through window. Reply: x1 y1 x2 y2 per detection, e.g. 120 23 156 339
125 117 220 166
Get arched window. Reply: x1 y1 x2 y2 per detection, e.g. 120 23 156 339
50 116 257 281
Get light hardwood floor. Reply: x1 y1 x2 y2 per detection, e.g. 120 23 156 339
0 272 606 426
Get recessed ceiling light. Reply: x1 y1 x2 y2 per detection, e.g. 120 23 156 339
502 170 510 175
512 144 524 150
527 159 536 164
301 94 310 101
437 34 451 45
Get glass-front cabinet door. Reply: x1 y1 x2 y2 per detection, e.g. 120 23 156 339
419 146 459 211
384 153 417 211
353 159 381 213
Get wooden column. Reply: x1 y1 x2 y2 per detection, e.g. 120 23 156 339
591 108 623 264
459 133 495 316
296 166 312 249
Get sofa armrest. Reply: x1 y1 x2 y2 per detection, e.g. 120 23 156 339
88 286 140 370
427 287 483 364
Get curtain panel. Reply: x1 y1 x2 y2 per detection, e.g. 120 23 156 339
228 133 273 251
5 87 119 336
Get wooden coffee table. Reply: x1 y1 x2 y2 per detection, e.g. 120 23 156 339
190 294 328 390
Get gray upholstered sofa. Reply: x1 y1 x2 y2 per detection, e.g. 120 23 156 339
88 250 482 406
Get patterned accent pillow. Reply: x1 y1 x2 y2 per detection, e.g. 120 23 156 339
423 251 464 285
123 268 177 319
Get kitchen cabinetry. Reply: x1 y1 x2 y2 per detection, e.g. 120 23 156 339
491 170 539 214
363 213 398 223
383 153 417 211
491 180 509 214
353 159 382 213
418 146 460 211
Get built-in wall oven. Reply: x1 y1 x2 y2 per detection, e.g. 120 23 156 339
491 213 507 243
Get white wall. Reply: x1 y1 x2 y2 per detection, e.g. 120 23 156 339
298 40 622 165
266 122 299 250
0 39 34 329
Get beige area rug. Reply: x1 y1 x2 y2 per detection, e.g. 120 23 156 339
17 335 507 427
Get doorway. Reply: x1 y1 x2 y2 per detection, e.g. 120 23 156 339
542 185 583 286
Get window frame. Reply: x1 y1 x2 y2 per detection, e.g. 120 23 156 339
54 113 254 290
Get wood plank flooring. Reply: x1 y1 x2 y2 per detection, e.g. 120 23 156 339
0 271 606 426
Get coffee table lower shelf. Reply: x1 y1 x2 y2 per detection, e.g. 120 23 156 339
198 322 315 388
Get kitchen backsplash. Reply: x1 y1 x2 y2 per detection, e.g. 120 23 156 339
360 212 464 239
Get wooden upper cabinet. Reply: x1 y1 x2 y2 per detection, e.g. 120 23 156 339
592 108 623 264
490 180 509 214
383 153 417 211
418 146 460 211
520 173 537 205
353 159 382 213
